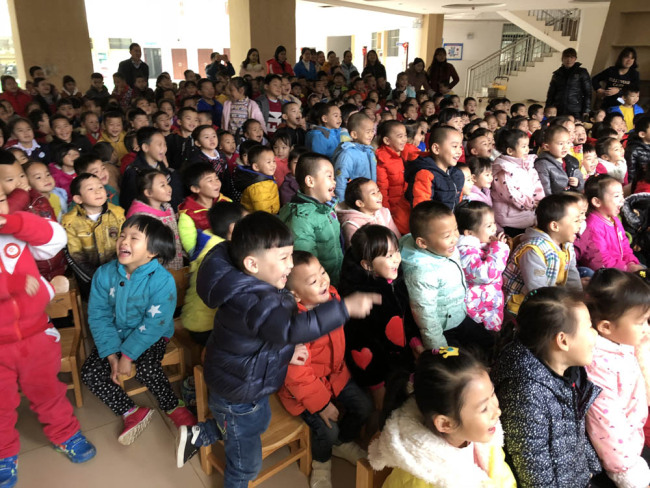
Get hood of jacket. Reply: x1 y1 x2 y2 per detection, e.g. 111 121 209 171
335 203 375 227
233 166 274 192
404 155 443 183
492 153 536 173
332 141 375 160
128 199 172 218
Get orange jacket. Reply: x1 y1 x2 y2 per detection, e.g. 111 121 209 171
376 145 406 213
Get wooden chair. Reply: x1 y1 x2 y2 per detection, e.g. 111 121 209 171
47 283 84 408
169 266 203 368
356 458 391 488
194 365 312 486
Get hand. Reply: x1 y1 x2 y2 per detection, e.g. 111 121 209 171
117 355 132 378
343 292 382 319
221 54 229 63
568 177 579 187
490 232 509 244
318 402 339 428
605 87 620 96
24 275 40 296
628 263 646 273
108 354 120 385
0 216 5 228
290 344 308 366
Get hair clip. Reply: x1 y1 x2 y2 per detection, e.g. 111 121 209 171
521 288 539 307
433 346 459 358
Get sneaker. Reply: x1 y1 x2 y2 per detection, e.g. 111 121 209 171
310 460 332 488
54 431 97 463
176 425 201 468
181 377 197 408
331 441 367 465
118 407 154 445
166 402 197 429
0 456 17 488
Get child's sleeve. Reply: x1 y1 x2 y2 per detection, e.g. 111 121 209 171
566 249 583 291
289 214 319 257
411 170 434 208
87 266 122 358
517 247 551 292
459 241 509 285
282 349 334 414
178 212 198 255
581 225 630 270
376 159 390 203
0 212 66 259
534 160 553 196
333 151 353 201
305 130 324 155
404 267 446 349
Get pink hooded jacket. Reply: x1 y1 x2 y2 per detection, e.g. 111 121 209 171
574 212 639 271
467 185 492 206
491 154 544 229
335 203 401 248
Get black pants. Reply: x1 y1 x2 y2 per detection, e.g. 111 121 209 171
503 226 526 239
444 316 496 362
81 338 179 415
188 330 212 347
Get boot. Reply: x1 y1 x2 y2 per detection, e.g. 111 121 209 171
310 459 332 488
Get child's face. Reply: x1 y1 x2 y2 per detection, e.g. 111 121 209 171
470 136 491 158
592 110 606 123
356 180 383 214
594 181 625 218
283 104 302 127
313 81 325 95
91 77 104 90
0 161 28 196
248 244 294 289
194 172 221 200
10 150 27 165
322 106 342 129
146 174 172 204
551 203 582 244
180 111 199 133
281 78 291 96
52 119 73 142
422 102 435 117
291 85 302 97
415 214 459 257
245 121 264 142
564 303 597 367
273 139 290 160
74 176 107 209
612 116 627 138
383 125 407 153
352 118 375 146
198 113 212 126
485 116 497 132
83 113 100 134
414 123 427 147
288 257 331 308
465 100 477 114
134 78 147 91
495 113 507 128
85 160 109 186
460 167 473 196
117 225 156 273
196 128 218 151
200 81 215 99
306 159 335 203
604 140 625 162
404 106 418 121
161 103 175 119
624 91 640 106
544 132 571 159
603 306 650 348
252 149 277 176
136 99 151 115
265 79 282 99
104 117 123 138
468 210 497 244
582 151 597 174
367 239 401 281
472 168 493 189
507 136 530 160
446 116 463 132
154 113 172 133
574 125 587 144
396 75 407 89
25 162 55 194
432 130 463 168
544 107 557 118
142 133 167 162
57 104 74 121
528 119 541 134
113 76 125 89
12 121 34 144
219 133 236 155
132 114 149 131
62 149 80 169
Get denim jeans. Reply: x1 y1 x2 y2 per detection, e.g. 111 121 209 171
299 379 372 462
195 392 271 488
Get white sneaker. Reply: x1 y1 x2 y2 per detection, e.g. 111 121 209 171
310 460 332 488
332 441 367 465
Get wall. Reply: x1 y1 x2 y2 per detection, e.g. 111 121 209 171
505 51 561 102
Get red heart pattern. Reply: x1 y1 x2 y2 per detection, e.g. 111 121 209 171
385 316 405 346
351 348 373 370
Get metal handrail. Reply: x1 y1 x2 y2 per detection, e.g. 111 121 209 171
527 9 581 41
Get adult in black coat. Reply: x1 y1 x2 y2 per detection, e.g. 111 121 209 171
361 50 387 81
592 46 640 110
117 43 150 88
546 48 592 119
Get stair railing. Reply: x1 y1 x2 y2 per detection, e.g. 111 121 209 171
527 9 581 41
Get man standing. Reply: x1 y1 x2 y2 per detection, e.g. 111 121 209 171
118 43 149 88
205 52 235 82
546 48 592 119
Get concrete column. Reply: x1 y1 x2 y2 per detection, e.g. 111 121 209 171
229 0 296 75
419 14 444 66
7 0 93 88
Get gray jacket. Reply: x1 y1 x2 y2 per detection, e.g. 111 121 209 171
534 151 584 195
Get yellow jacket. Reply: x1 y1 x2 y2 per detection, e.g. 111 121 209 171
98 131 128 160
234 167 280 214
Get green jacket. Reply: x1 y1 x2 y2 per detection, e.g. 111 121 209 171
278 192 343 286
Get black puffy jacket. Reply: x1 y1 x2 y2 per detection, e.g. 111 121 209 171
197 241 350 403
624 135 650 188
546 62 592 117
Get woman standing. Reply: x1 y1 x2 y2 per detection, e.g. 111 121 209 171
405 57 431 92
592 47 640 110
239 48 264 78
293 48 318 81
427 47 460 93
266 45 295 76
361 50 387 81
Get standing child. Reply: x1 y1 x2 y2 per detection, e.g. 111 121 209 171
196 79 223 128
281 102 306 147
81 111 101 146
165 106 199 171
375 120 407 214
580 143 599 180
280 146 307 206
48 144 79 202
189 125 228 180
221 77 265 135
625 116 650 190
465 156 493 206
255 74 284 137
493 287 601 488
305 103 342 158
535 125 584 195
81 215 196 446
233 145 280 214
584 269 650 488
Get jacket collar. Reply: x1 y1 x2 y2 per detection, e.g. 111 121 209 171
115 257 159 279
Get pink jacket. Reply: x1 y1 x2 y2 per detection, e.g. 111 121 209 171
221 98 266 133
456 235 509 331
586 335 650 487
574 212 639 271
48 164 76 202
491 154 544 229
335 204 401 248
467 185 492 206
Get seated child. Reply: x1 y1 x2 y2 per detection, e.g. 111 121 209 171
49 113 92 156
92 141 121 192
455 201 510 332
238 118 266 146
580 143 598 180
278 251 372 486
503 194 583 316
98 110 128 161
271 128 292 187
278 153 343 285
81 110 101 145
49 143 79 202
574 175 643 272
595 136 628 184
81 215 196 446
281 101 306 147
7 117 51 163
232 145 280 214
74 154 119 206
217 130 238 175
336 177 401 248
493 287 601 487
178 162 231 256
24 160 68 221
175 212 378 485
0 183 96 486
126 169 184 271
189 125 228 181
585 269 650 488
535 125 584 195
165 106 199 171
369 350 515 487
608 85 644 133
332 113 377 200
375 120 408 214
625 115 650 190
181 202 246 346
62 173 126 297
280 146 307 206
305 103 342 158
465 156 493 206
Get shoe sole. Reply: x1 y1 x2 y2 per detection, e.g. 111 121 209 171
176 426 189 468
118 409 154 446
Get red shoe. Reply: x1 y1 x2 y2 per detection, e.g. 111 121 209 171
118 407 154 445
166 404 197 428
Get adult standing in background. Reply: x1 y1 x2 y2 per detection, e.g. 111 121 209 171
406 57 431 92
294 48 318 81
266 45 295 76
546 48 592 119
592 47 640 110
340 50 358 83
427 47 459 93
239 48 264 78
206 52 235 81
118 43 149 88
361 50 386 81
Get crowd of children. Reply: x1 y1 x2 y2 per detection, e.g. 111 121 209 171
0 45 649 488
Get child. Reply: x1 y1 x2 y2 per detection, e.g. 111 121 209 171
196 78 223 128
98 111 128 160
92 141 122 193
278 251 372 487
580 143 598 180
165 106 199 171
584 269 650 488
255 74 284 137
625 115 650 190
491 129 545 236
80 111 101 145
535 125 584 195
281 101 306 147
153 110 172 137
49 143 79 202
305 103 342 158
233 145 280 214
74 154 120 207
126 169 184 270
279 153 343 285
221 77 266 135
455 201 510 332
369 350 515 487
271 129 292 187
375 120 407 214
181 202 246 346
112 72 133 110
218 130 238 172
458 164 473 200
178 162 231 256
239 118 265 145
62 173 126 297
0 183 96 486
608 85 644 133
574 174 643 272
336 177 401 248
8 118 50 163
81 215 195 446
280 146 306 206
49 113 92 155
85 72 110 105
190 125 228 180
493 287 601 487
465 156 493 206
595 136 628 184
332 113 377 200
24 160 68 221
175 212 378 484
503 194 583 315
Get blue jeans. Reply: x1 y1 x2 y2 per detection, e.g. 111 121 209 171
299 379 372 462
195 393 271 488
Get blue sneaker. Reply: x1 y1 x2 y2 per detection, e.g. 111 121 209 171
54 431 96 463
0 455 17 488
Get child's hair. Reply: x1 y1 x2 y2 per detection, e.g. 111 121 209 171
586 268 650 326
208 201 246 239
228 211 294 271
8 117 33 136
177 106 198 120
50 113 72 128
403 120 420 142
634 115 650 134
271 128 292 150
248 145 274 168
410 200 453 240
377 120 404 145
229 76 252 99
192 124 215 142
542 124 569 144
593 124 618 140
103 110 124 125
510 103 525 116
183 162 215 190
339 103 359 127
584 174 619 212
344 177 372 210
124 131 138 153
289 145 308 164
0 148 16 165
349 224 399 266
466 155 492 177
582 142 595 155
310 102 333 126
507 116 528 131
127 107 147 123
121 214 176 264
347 112 372 135
621 85 640 97
70 173 100 197
536 193 581 232
54 143 79 166
437 108 460 126
495 128 527 154
455 201 492 234
73 154 102 174
242 118 263 137
90 72 103 81
595 137 618 158
516 287 586 360
238 139 262 164
528 103 543 118
463 97 476 108
91 142 115 163
137 126 162 147
428 126 458 150
8 147 27 163
136 168 167 205
295 152 329 192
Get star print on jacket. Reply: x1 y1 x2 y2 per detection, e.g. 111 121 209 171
109 287 115 297
148 304 161 317
139 325 146 332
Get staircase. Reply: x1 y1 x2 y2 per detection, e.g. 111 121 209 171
465 9 581 100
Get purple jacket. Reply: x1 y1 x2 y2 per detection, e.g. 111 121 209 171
574 212 639 271
467 185 493 206
280 174 300 206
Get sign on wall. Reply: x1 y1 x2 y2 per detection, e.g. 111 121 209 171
443 43 463 61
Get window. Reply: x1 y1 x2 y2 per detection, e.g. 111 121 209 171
387 29 400 57
371 32 378 51
500 24 526 49
108 38 132 50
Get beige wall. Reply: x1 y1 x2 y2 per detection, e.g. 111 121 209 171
8 0 93 88
419 14 444 67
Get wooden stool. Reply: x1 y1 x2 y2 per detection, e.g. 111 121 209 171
356 458 391 488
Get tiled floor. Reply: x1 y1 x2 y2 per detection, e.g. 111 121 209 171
13 384 357 488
